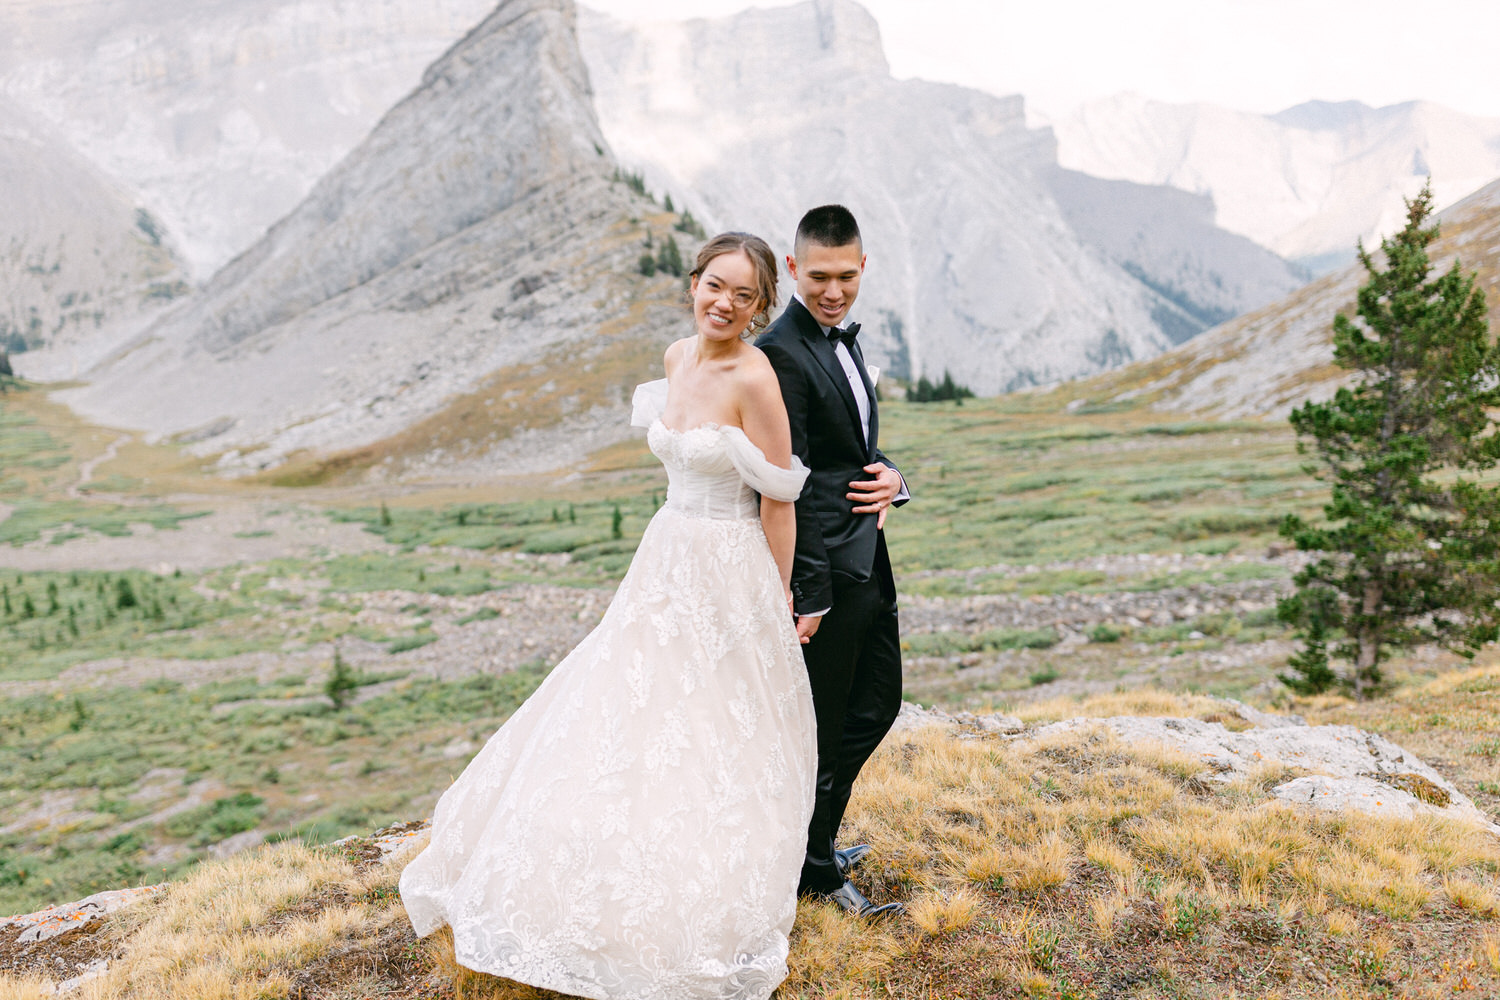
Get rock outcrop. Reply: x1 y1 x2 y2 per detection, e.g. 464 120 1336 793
52 0 687 477
903 699 1498 833
1032 715 1497 832
578 0 1306 393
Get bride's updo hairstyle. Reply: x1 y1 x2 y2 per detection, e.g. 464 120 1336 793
688 232 780 337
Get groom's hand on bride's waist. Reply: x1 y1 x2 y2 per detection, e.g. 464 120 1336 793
847 463 904 529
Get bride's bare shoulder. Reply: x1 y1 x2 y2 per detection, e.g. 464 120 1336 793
735 346 784 405
663 337 693 374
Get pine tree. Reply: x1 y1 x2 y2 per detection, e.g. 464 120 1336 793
1278 183 1500 699
325 645 358 710
656 234 683 277
675 208 706 239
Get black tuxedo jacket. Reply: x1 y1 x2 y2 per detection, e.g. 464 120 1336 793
757 299 907 615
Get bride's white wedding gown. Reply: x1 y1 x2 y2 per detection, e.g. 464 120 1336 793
400 380 818 1000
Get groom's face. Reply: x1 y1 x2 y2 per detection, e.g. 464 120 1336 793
787 241 865 330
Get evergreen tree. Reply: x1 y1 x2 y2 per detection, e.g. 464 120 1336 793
663 193 675 213
638 253 657 277
656 234 684 277
325 646 358 710
1278 183 1500 699
675 208 706 239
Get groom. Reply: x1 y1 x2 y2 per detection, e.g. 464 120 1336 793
757 205 907 918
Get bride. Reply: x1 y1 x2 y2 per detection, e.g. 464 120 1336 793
399 232 818 1000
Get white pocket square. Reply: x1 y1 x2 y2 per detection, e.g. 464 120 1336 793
866 365 880 386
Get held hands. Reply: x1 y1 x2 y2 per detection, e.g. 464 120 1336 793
787 591 818 644
848 463 903 529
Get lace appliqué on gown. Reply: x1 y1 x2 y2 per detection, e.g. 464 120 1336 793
399 380 816 1000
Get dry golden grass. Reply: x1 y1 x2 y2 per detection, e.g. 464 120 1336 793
0 977 52 1000
1088 892 1127 941
908 887 982 939
7 699 1500 999
15 841 410 1000
1482 929 1500 972
1323 909 1358 936
1445 876 1500 917
1011 688 1228 724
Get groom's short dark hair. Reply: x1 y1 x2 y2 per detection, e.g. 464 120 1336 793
794 204 861 257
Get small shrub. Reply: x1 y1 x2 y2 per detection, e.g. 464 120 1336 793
1087 623 1123 643
388 633 438 654
1022 921 1060 971
1166 891 1219 939
1029 665 1060 687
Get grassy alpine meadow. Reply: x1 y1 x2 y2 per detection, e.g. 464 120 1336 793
4 384 1500 999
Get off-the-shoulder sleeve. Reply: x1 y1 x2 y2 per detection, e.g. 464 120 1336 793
630 379 669 428
722 427 810 502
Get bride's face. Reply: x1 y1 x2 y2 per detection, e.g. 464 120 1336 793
690 250 762 342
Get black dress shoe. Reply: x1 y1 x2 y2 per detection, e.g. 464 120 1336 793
834 843 872 878
816 881 903 919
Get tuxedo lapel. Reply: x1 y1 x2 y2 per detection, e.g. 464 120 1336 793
848 337 878 460
788 300 865 444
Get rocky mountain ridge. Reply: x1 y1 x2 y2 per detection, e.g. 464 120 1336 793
51 0 688 478
1049 94 1500 273
578 0 1306 393
0 0 499 280
1072 176 1500 419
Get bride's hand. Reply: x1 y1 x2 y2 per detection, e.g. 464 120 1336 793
787 592 817 644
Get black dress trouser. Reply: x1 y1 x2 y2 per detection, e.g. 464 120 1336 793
797 570 903 895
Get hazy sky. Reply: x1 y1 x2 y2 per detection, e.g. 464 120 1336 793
584 0 1500 120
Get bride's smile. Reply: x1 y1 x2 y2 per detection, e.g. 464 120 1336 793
691 250 761 345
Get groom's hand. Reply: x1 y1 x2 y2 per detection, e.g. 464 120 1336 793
795 614 821 643
848 463 902 529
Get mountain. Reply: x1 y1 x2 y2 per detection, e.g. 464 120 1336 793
1071 176 1500 420
0 0 498 279
1043 168 1310 343
1049 94 1500 273
52 0 687 479
0 96 183 370
576 0 1306 394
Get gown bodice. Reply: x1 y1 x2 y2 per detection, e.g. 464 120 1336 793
631 379 808 520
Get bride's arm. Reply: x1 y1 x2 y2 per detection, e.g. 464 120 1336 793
738 359 797 597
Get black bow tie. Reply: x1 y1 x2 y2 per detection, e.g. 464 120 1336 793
828 322 861 348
